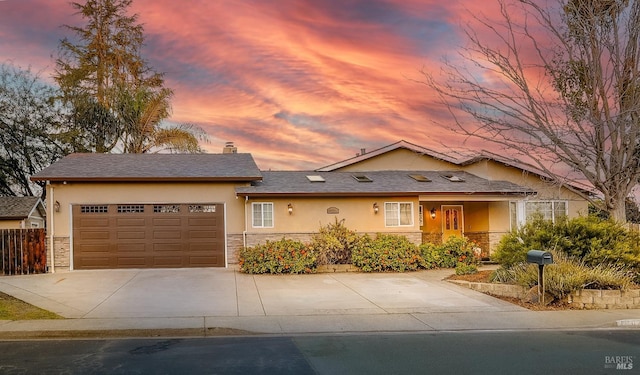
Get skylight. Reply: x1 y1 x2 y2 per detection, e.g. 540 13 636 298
352 174 373 182
306 175 326 182
442 174 465 182
409 174 431 182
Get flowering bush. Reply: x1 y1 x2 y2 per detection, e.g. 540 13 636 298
351 234 421 272
419 236 479 269
238 238 317 274
309 218 363 265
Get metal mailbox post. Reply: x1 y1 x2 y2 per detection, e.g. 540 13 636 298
526 250 554 305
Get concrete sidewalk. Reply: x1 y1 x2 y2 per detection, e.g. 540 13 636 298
0 267 638 336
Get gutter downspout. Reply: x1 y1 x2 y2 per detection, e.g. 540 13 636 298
243 196 248 249
48 182 55 273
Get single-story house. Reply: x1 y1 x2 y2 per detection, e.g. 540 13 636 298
0 196 46 229
31 140 589 271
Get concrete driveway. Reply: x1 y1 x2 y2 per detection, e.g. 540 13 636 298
0 267 522 320
3 267 637 335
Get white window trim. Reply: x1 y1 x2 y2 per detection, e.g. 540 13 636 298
511 200 568 229
252 202 274 228
384 202 414 227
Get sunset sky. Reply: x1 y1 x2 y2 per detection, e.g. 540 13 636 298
0 0 509 170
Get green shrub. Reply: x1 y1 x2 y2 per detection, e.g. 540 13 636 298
492 214 557 267
494 215 640 282
489 251 634 301
559 217 640 282
455 262 478 275
418 242 444 269
352 234 420 272
309 218 363 265
419 236 479 269
238 238 316 274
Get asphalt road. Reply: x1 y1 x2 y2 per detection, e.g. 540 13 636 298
1 330 638 374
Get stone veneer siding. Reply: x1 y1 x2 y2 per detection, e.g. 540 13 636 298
46 236 70 271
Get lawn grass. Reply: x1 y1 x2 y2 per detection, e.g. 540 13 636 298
0 292 63 320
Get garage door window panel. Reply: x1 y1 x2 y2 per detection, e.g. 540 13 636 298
81 205 108 213
117 205 144 213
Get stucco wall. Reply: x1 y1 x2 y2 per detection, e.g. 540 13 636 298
244 197 421 235
336 149 462 172
0 220 24 229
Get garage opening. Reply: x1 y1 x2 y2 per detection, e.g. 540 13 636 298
72 203 225 269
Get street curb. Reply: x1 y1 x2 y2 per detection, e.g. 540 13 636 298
616 319 640 327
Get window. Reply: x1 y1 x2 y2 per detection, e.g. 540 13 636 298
442 174 465 182
189 205 216 213
409 174 431 182
252 202 274 228
80 205 108 213
306 175 325 182
384 202 413 227
117 205 144 213
352 174 373 182
510 200 568 229
154 205 180 213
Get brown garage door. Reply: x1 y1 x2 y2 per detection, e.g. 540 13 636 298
72 203 225 269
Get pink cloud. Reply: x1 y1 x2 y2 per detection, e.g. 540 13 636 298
0 0 545 170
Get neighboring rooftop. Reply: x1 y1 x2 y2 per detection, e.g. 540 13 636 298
30 153 263 182
0 196 43 219
236 170 533 197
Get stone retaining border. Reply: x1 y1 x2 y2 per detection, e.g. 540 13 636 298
448 279 640 309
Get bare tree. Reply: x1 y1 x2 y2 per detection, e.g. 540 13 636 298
0 63 68 198
425 0 640 222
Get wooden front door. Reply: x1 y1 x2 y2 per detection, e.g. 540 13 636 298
442 205 463 241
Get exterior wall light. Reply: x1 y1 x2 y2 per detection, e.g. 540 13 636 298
288 203 293 215
373 202 379 214
430 207 436 219
54 201 61 212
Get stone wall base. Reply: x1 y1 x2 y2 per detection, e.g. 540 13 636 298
46 236 70 271
449 280 640 309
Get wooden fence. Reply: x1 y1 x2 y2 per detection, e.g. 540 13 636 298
0 229 47 275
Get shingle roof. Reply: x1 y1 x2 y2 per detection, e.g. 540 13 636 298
31 153 263 182
0 196 42 219
316 140 459 171
235 170 533 197
316 139 594 196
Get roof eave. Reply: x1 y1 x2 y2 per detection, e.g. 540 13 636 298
236 191 533 198
31 176 263 183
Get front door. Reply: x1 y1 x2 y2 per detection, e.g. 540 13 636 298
442 205 463 241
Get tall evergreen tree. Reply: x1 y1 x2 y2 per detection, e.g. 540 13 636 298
55 0 204 153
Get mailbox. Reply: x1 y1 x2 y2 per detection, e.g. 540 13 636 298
527 250 553 265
